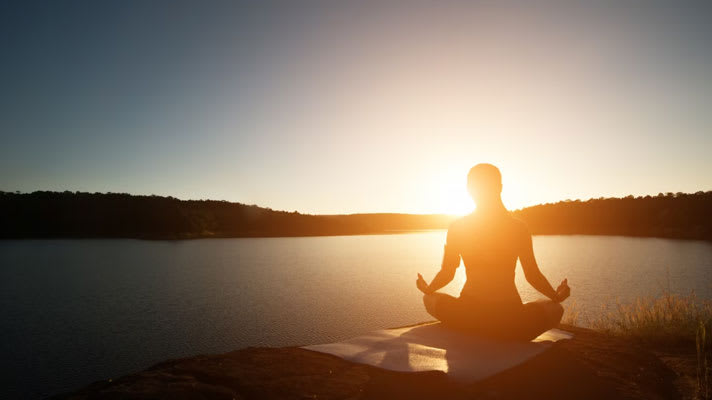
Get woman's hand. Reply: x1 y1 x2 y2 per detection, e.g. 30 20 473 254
555 278 570 302
416 273 431 294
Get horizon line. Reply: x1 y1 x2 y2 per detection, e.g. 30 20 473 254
3 188 710 217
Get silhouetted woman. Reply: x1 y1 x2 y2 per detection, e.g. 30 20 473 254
416 164 570 341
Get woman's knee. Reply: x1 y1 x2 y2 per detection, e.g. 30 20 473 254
423 292 455 320
529 300 564 326
422 293 439 316
547 302 564 325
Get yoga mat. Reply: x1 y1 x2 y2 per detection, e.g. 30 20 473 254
302 322 573 383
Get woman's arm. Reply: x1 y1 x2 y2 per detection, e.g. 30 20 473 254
417 266 456 294
520 229 569 302
417 228 461 294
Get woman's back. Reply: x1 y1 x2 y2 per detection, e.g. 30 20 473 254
448 211 527 308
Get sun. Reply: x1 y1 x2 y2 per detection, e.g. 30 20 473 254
428 171 529 215
444 186 475 216
421 167 474 216
422 165 531 215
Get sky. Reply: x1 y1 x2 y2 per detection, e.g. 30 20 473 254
1 1 711 215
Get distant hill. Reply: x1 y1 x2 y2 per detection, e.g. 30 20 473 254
0 191 454 239
512 191 712 241
1 190 710 241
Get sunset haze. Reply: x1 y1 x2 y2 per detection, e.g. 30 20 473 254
2 2 711 214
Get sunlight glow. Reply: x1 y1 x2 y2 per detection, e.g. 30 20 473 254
423 165 531 216
447 188 475 216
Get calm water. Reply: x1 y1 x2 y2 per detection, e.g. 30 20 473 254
1 233 711 399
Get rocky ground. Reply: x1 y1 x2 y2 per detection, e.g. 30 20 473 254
57 325 698 400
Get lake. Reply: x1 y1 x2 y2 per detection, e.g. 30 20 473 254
1 233 711 398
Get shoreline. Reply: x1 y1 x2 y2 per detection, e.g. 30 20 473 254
55 324 696 400
2 231 710 242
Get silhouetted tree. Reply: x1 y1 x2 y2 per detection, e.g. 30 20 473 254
0 191 454 239
1 191 710 240
512 191 712 241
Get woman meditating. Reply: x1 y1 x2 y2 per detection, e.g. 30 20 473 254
416 164 570 341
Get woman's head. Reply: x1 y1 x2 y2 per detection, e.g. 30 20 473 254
467 163 502 206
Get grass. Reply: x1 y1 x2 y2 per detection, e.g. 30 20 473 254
561 291 712 399
698 321 710 400
563 292 712 343
589 292 711 344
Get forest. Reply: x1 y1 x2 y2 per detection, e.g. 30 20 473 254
1 190 711 241
512 191 712 241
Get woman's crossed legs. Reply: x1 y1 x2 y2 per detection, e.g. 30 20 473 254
422 292 563 341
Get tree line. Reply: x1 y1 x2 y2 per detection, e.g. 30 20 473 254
1 190 710 241
512 191 712 241
0 191 453 239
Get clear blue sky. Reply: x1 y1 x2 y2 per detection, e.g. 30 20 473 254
1 1 711 214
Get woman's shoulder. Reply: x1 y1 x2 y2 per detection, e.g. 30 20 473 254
446 214 474 242
447 216 466 235
507 215 532 236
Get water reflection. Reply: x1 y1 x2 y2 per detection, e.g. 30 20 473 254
0 234 711 398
